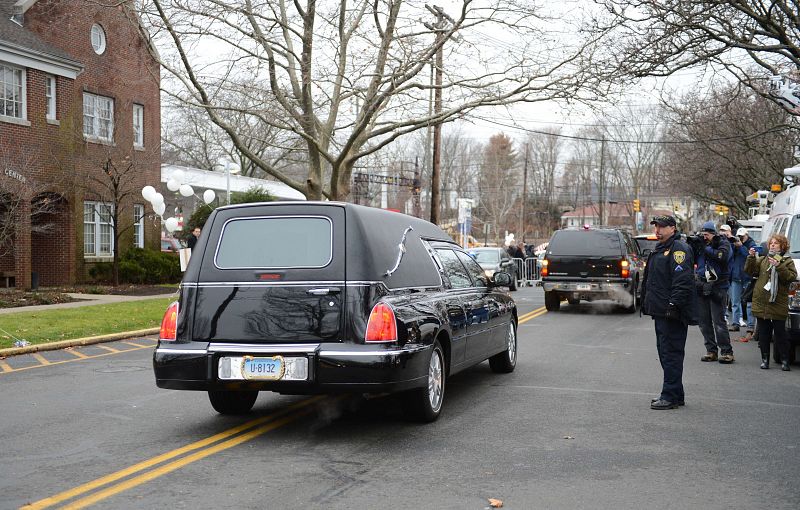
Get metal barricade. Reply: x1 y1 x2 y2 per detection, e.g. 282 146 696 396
511 258 540 287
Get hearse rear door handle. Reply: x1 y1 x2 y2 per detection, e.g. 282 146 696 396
307 288 341 296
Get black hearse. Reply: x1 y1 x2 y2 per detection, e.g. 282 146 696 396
154 202 518 422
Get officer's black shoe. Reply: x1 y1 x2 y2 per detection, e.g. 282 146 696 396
728 324 739 332
760 357 769 369
651 398 684 406
782 361 791 371
650 399 681 410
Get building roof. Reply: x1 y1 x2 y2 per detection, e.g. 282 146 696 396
162 164 307 201
0 0 83 77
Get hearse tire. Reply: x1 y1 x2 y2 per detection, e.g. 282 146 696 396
544 291 561 311
208 390 258 415
402 340 445 423
489 321 517 374
510 272 518 291
624 284 638 314
567 297 580 305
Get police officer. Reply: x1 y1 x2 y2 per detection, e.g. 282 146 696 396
641 215 697 410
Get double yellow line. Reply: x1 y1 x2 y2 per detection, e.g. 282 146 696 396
518 305 547 324
22 396 326 510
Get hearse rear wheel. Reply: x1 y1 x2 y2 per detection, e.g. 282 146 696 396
208 390 258 415
402 340 445 423
489 321 517 373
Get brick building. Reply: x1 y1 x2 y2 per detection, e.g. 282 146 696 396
0 0 160 288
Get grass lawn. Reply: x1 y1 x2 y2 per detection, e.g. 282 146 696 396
0 297 174 348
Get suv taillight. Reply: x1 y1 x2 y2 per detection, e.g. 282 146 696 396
160 301 179 341
620 260 630 278
541 259 548 277
365 302 398 343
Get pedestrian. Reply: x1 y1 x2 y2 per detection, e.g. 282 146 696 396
736 228 757 341
726 226 755 332
745 234 797 371
187 226 201 250
694 221 735 364
641 215 697 410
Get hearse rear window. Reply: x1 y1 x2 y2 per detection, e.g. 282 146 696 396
215 216 332 268
549 230 622 257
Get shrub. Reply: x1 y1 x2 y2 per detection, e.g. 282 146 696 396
89 249 181 285
88 262 113 283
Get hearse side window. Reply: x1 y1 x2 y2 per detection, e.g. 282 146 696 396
435 248 472 289
215 216 332 269
456 250 488 287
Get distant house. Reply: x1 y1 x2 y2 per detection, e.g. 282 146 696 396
0 0 160 288
560 203 674 232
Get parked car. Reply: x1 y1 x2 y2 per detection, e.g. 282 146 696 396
161 237 185 253
538 226 644 312
469 246 518 291
154 202 518 422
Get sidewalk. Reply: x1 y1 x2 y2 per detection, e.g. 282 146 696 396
0 292 177 315
0 292 175 356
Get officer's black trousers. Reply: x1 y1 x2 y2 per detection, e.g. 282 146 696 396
654 317 687 403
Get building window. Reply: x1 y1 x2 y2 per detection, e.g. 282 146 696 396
134 204 144 248
133 104 144 147
45 75 56 120
91 24 106 55
83 93 114 142
84 201 114 257
0 64 25 119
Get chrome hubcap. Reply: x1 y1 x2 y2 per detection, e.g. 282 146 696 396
507 323 517 364
428 349 443 411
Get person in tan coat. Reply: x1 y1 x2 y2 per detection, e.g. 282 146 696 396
745 234 798 370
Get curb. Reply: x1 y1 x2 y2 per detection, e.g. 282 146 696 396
0 328 160 357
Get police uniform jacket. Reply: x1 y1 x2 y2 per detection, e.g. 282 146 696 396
641 233 698 325
745 252 798 320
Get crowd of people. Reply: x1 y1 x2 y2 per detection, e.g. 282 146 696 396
641 214 795 410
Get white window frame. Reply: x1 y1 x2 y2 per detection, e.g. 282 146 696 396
134 204 144 248
0 63 26 121
91 24 106 55
132 104 144 148
45 75 56 120
83 92 114 142
84 201 115 257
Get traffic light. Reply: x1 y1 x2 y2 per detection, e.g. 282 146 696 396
633 199 640 212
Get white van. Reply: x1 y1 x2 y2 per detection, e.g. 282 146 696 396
761 173 800 362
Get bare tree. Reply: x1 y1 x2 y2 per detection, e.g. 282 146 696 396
134 0 623 201
596 0 800 112
478 133 519 243
0 149 66 258
659 80 797 214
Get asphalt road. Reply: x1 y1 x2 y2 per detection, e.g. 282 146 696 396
2 286 799 510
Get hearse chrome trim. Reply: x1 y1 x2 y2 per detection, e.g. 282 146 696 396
384 226 414 277
209 343 319 354
181 281 373 287
213 215 334 270
319 344 431 356
155 348 208 355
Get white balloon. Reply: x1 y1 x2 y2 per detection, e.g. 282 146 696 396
164 217 179 233
171 170 185 185
203 189 216 204
166 178 181 192
141 185 156 202
152 192 164 205
179 184 194 197
154 202 166 216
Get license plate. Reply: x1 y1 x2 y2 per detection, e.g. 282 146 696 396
242 356 284 380
577 284 591 291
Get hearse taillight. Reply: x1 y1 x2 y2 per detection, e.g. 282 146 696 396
160 301 179 341
365 302 398 343
540 259 548 278
620 260 630 278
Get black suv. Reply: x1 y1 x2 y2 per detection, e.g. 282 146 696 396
538 227 644 312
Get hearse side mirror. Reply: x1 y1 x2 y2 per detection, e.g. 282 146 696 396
492 272 512 288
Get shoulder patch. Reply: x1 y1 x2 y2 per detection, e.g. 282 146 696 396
673 250 686 264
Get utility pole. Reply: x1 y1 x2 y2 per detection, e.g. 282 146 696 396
598 136 606 226
520 143 529 241
425 4 452 226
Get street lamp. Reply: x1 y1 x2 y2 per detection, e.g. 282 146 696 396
219 160 241 205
